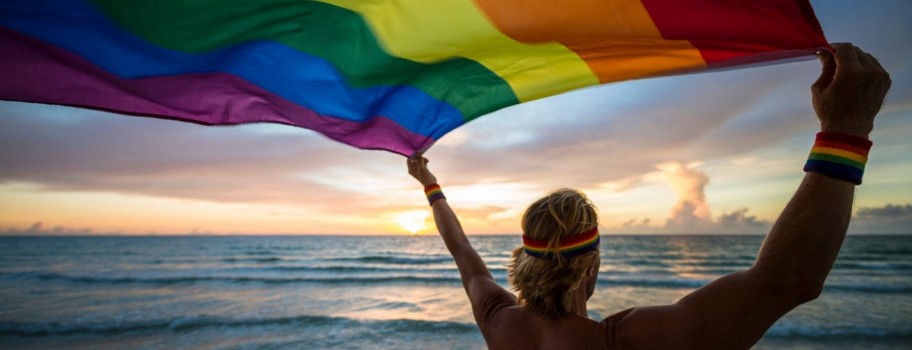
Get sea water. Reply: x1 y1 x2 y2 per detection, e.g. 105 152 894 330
1 235 910 349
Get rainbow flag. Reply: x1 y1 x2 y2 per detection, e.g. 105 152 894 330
0 0 827 155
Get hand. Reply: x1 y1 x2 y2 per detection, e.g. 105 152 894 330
812 43 891 139
407 153 438 187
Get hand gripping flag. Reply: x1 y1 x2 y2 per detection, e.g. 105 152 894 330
0 0 828 155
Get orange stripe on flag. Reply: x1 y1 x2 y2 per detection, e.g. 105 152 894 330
471 0 707 82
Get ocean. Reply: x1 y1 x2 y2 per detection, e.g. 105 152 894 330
0 235 910 350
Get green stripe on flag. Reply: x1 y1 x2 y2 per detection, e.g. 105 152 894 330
91 0 518 121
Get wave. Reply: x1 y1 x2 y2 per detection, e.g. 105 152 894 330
242 250 283 255
824 283 912 294
223 257 283 263
6 271 909 293
603 258 753 270
765 325 912 338
834 261 912 271
267 265 456 275
1 272 465 286
604 259 673 267
1 315 908 340
675 260 752 268
600 277 912 293
327 256 453 264
5 272 705 289
598 277 711 289
0 315 477 337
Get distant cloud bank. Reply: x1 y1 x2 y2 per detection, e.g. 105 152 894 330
851 204 912 234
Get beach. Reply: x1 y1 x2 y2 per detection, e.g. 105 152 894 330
1 235 910 349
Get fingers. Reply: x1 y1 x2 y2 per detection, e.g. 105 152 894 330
858 48 889 80
829 43 884 88
408 157 427 166
812 50 836 92
832 43 883 71
407 154 420 176
867 53 885 71
407 153 421 165
854 46 873 66
867 52 891 94
831 43 862 76
406 153 429 172
831 43 859 66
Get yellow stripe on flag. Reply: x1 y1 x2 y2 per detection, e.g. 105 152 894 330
319 0 600 102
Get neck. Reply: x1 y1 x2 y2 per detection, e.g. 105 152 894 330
572 285 589 318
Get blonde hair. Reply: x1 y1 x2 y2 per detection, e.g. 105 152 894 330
508 188 600 320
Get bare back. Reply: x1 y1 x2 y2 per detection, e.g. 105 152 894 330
481 305 633 350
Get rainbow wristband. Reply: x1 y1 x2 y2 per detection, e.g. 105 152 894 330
424 184 445 206
803 132 872 185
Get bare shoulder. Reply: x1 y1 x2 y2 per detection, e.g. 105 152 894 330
604 307 636 325
614 305 691 350
469 279 517 326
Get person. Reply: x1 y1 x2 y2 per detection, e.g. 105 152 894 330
406 43 891 350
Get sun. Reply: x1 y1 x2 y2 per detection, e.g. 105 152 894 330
393 210 430 235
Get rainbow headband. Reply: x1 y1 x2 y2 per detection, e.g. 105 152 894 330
523 227 600 258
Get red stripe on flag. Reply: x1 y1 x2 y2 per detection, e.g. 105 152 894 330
640 0 829 66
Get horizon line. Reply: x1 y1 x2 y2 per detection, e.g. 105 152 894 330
2 232 911 238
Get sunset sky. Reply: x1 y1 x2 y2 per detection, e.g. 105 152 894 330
1 0 910 236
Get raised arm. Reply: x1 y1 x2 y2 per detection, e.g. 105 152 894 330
616 43 892 350
751 42 891 305
407 154 516 326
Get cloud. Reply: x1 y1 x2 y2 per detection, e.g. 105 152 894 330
599 161 772 234
850 204 912 234
658 160 769 233
856 204 912 220
655 162 711 228
717 208 769 228
2 221 95 235
0 103 411 212
453 205 513 222
608 207 770 234
621 218 651 229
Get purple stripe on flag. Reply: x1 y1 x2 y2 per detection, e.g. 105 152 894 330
0 27 432 155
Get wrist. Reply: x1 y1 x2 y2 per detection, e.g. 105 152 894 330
820 124 871 140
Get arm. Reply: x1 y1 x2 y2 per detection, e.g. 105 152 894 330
616 43 891 350
407 155 516 326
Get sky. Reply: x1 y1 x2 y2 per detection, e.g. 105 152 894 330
1 0 910 236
